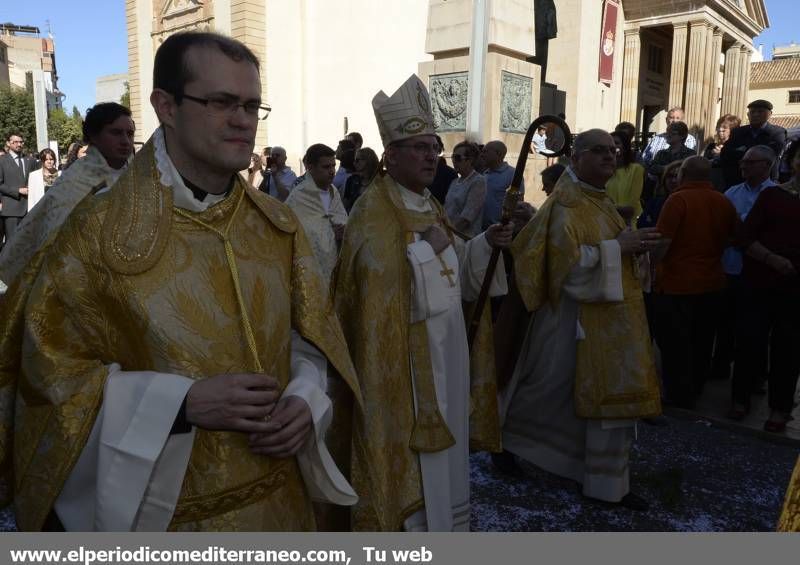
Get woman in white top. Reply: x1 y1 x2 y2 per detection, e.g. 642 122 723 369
444 141 487 238
27 148 60 211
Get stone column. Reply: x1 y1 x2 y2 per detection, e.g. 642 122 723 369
702 28 724 138
720 41 742 116
231 0 268 147
668 22 689 109
737 45 753 117
620 28 642 126
684 20 712 134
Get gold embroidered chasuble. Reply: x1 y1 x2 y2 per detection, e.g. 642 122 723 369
332 174 499 531
779 456 800 531
510 172 660 419
0 141 361 531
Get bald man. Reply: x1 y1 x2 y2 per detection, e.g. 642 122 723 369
501 129 662 510
653 156 737 409
481 140 524 227
719 146 779 417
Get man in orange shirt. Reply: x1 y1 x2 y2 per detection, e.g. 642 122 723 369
654 156 737 408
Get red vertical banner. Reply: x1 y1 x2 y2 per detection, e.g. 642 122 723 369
599 0 620 85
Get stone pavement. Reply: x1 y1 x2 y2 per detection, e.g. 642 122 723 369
690 376 800 444
1 380 795 532
471 412 797 531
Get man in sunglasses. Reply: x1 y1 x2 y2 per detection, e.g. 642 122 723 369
334 74 513 531
500 128 663 511
0 31 360 531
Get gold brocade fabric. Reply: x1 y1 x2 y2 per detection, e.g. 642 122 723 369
511 173 660 419
332 174 498 531
778 456 800 531
0 140 361 531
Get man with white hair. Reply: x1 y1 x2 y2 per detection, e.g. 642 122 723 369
499 129 663 511
640 107 698 165
721 145 779 418
334 74 513 531
261 145 297 201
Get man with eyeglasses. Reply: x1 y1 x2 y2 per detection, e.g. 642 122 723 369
0 31 361 532
500 129 662 511
640 107 697 166
720 146 778 419
0 132 36 249
260 145 297 201
334 74 513 531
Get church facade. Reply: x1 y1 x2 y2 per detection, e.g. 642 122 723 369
126 0 768 177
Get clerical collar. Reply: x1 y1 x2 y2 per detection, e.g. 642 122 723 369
567 166 605 193
179 173 234 202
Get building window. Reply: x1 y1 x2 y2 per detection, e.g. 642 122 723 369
0 49 5 63
647 45 664 74
790 90 800 104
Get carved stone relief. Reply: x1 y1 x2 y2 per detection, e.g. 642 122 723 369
429 72 468 132
152 0 214 47
500 71 532 133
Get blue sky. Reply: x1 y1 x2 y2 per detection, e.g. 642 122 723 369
0 0 795 117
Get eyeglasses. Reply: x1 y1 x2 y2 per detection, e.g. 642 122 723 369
393 142 443 156
181 93 271 120
452 154 469 163
581 145 619 156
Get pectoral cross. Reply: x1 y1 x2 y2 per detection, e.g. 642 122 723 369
438 257 457 287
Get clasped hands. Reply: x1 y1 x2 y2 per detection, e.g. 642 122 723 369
616 227 663 256
185 373 312 458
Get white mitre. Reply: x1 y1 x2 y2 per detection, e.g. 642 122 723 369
372 74 436 148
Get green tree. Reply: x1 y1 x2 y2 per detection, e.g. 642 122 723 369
48 108 84 156
120 82 130 109
72 105 83 122
0 86 36 148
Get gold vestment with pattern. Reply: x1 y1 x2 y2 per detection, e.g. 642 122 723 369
0 141 361 531
511 173 661 419
332 175 499 531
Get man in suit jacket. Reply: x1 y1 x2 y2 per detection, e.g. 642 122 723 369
720 100 787 189
0 133 37 248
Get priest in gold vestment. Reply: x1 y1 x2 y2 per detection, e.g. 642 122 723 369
333 75 512 531
500 129 662 509
0 32 360 531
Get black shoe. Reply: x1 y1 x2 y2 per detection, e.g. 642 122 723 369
619 492 650 511
490 450 522 476
642 415 669 427
582 492 650 512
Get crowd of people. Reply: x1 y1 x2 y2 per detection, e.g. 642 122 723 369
0 30 798 533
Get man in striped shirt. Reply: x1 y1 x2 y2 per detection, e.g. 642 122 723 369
641 107 698 165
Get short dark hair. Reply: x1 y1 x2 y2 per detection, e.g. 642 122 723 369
614 122 636 140
346 131 363 147
541 163 565 185
38 147 57 162
6 132 23 142
153 32 260 102
304 143 336 167
667 121 689 140
83 102 133 143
